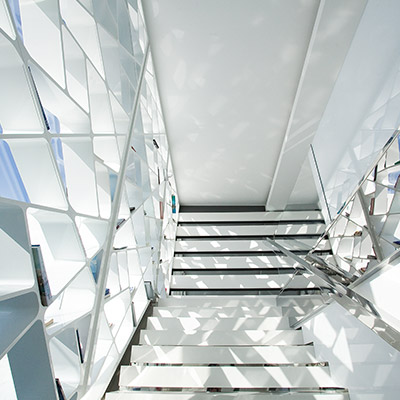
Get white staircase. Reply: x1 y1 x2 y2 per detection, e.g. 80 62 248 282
105 211 349 399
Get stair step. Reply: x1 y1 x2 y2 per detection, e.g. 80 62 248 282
173 255 298 270
146 316 291 331
106 392 350 400
177 224 325 237
175 239 325 253
157 295 278 307
170 275 316 290
131 345 318 365
139 329 305 346
152 306 317 318
119 365 335 389
276 295 325 308
153 306 283 318
275 239 330 251
156 295 324 308
178 211 323 223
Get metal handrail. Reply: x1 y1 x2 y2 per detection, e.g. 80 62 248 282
266 237 400 352
305 129 400 290
310 129 400 256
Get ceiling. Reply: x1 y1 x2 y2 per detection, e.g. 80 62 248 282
142 0 367 208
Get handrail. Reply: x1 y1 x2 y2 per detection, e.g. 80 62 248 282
81 43 151 392
308 129 400 285
349 250 400 289
310 129 400 256
266 237 400 352
310 143 332 222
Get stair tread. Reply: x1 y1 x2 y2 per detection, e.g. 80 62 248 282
146 316 291 330
177 224 325 237
107 392 350 399
175 239 326 253
152 306 318 318
131 345 318 364
158 295 279 307
108 209 349 398
170 275 317 290
178 211 323 222
157 295 324 308
119 365 336 389
139 329 306 346
173 255 298 270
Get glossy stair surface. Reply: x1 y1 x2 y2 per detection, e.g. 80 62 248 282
106 211 349 399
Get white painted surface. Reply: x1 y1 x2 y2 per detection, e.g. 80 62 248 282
173 255 297 270
177 223 325 237
120 365 335 389
179 211 323 222
266 0 366 211
152 307 284 318
106 392 350 400
153 306 281 318
287 157 320 208
312 0 400 215
174 239 322 252
131 344 317 365
170 274 316 290
353 257 400 332
146 316 290 331
139 329 305 346
157 295 279 308
276 295 324 308
152 306 317 318
143 0 320 205
274 238 330 251
302 302 400 400
157 295 324 308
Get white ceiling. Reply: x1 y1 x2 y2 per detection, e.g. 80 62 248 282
143 0 367 208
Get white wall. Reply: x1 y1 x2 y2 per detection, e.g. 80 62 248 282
353 256 400 332
312 0 400 216
302 302 400 400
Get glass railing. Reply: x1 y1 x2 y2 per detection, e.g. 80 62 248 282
267 237 400 352
274 131 400 351
309 130 400 280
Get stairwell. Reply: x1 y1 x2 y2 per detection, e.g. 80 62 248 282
106 210 350 399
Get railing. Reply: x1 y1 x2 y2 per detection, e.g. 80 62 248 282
269 130 400 351
266 237 400 352
309 129 400 280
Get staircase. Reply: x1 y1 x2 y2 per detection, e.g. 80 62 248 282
106 210 350 399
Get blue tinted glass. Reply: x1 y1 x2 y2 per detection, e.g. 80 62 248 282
51 138 66 189
109 171 118 202
90 250 103 283
0 140 30 202
7 0 23 40
44 109 60 134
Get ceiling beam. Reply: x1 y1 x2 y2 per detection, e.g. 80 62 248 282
266 0 367 211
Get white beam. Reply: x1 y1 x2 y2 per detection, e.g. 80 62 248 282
266 0 367 210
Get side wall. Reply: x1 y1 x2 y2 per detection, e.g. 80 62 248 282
312 0 400 216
